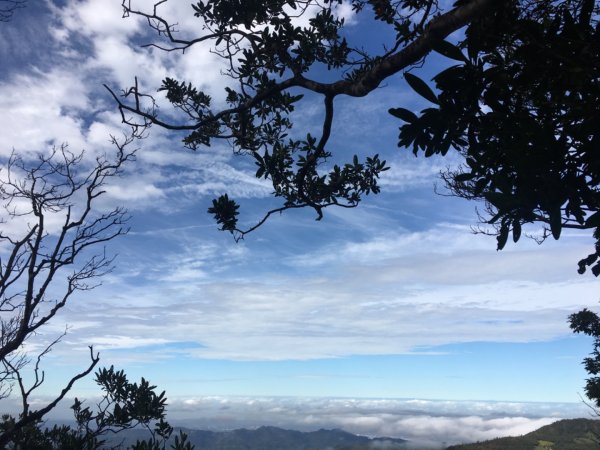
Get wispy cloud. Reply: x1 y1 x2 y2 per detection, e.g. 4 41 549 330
2 0 596 415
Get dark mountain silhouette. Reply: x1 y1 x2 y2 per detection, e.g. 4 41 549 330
108 425 409 449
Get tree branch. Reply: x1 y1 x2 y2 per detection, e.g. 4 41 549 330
0 347 100 448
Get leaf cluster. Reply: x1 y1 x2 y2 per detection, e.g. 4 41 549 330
209 137 388 238
168 0 354 151
570 309 600 409
391 1 600 272
0 366 195 450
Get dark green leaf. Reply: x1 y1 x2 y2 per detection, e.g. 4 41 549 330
454 172 474 182
512 220 521 242
404 72 439 104
388 107 418 123
431 39 468 62
549 206 562 240
586 211 600 228
497 223 509 250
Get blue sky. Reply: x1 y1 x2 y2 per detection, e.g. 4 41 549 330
0 0 599 446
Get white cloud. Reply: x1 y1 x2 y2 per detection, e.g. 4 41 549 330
14 211 595 362
158 396 590 447
0 69 90 155
53 0 142 39
104 180 165 202
86 335 170 351
334 1 358 25
44 272 593 361
6 395 584 448
288 223 595 284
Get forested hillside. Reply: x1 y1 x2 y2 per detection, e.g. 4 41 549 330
447 419 600 450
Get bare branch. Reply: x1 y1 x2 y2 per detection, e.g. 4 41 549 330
0 347 100 448
0 131 138 445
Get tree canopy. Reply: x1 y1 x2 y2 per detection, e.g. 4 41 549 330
394 0 600 275
570 309 600 409
109 0 600 276
1 365 194 450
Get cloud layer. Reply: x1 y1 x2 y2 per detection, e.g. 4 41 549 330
22 395 587 448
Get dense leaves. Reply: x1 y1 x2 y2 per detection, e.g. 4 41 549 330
0 366 194 449
392 0 600 274
570 309 600 409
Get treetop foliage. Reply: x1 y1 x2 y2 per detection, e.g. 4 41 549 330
1 365 195 449
570 309 600 410
394 0 600 275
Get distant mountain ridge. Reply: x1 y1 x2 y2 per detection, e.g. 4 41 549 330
109 425 409 449
447 418 600 450
186 426 409 449
82 418 600 449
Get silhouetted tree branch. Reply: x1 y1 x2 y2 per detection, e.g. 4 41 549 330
0 133 136 446
110 1 600 270
107 0 495 237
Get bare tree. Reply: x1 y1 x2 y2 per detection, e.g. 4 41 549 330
0 134 136 447
0 0 26 22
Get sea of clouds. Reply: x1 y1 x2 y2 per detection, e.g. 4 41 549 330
12 394 591 447
162 396 590 448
